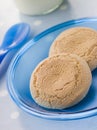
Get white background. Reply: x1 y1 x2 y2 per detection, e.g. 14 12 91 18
0 0 97 130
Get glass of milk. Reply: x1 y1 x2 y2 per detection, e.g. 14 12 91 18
14 0 63 15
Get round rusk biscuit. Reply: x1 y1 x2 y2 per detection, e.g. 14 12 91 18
49 27 97 70
30 54 92 109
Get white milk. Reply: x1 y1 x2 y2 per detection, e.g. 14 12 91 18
14 0 63 15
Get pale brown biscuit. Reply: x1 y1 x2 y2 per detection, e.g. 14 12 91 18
49 27 97 70
30 54 92 109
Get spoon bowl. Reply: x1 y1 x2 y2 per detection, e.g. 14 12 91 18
0 23 31 76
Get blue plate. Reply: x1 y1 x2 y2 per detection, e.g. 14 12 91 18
7 17 97 120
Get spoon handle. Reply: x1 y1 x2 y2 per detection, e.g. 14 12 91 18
0 50 8 64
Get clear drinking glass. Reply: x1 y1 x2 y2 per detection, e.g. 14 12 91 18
14 0 63 15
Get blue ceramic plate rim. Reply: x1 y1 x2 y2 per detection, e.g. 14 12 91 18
7 17 97 120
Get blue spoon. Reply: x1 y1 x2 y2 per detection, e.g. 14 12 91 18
0 23 31 64
0 23 31 77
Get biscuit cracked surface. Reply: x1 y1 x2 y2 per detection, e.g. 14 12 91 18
49 27 97 70
30 54 92 109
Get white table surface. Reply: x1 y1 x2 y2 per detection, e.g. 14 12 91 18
1 0 97 130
